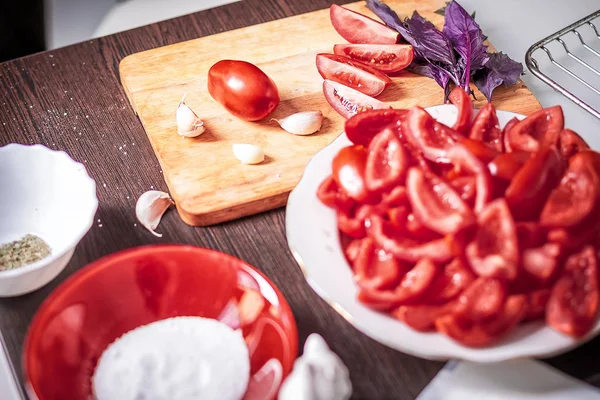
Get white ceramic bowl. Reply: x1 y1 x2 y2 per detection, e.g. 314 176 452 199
0 144 98 296
286 104 600 362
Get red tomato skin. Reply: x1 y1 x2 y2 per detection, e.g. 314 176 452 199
559 129 589 160
505 146 564 221
469 103 503 152
488 151 530 181
323 80 390 119
505 106 564 152
330 4 399 45
345 109 408 146
331 145 377 203
365 128 408 192
333 44 414 73
207 60 279 121
426 258 475 304
449 87 473 135
458 278 507 322
316 53 391 97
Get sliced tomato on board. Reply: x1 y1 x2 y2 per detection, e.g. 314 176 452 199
393 302 456 332
403 106 461 163
446 143 493 214
559 128 589 160
330 4 399 45
547 246 599 338
448 87 473 135
488 151 530 181
466 199 519 281
368 214 453 263
344 109 408 146
365 127 409 192
522 243 561 283
323 79 391 119
316 176 355 213
427 258 475 304
469 103 503 152
333 44 414 73
540 150 600 228
504 106 564 152
316 53 392 97
435 295 527 347
406 167 475 235
357 258 438 309
353 237 405 290
458 278 507 322
505 146 564 221
331 145 375 203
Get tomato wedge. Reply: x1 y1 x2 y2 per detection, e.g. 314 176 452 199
427 258 475 304
559 128 589 160
331 145 374 203
505 146 564 221
540 150 600 228
330 4 399 45
344 238 363 263
317 176 354 213
470 103 503 152
459 138 499 164
448 87 473 135
365 128 408 192
333 44 414 73
458 278 507 322
368 214 453 263
450 176 476 204
488 151 530 181
446 143 492 214
466 199 519 281
522 243 561 282
504 106 564 152
344 109 408 146
406 167 475 235
393 302 456 332
403 106 460 163
547 246 599 338
357 258 438 308
354 238 405 290
502 117 520 152
524 289 550 321
323 79 391 119
316 54 392 97
435 295 527 347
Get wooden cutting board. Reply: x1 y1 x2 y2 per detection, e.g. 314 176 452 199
120 0 540 226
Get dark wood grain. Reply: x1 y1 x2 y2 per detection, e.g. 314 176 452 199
0 1 596 399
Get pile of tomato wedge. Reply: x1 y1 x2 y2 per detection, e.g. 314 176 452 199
316 5 414 119
318 87 600 347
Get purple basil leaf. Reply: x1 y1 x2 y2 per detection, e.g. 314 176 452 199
404 11 456 65
434 2 450 16
409 61 456 101
473 52 523 101
442 1 488 88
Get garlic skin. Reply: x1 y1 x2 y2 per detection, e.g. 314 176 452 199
278 334 352 400
232 144 265 165
135 191 174 237
176 94 205 137
273 111 323 136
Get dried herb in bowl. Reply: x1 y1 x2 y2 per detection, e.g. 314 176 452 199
0 234 51 271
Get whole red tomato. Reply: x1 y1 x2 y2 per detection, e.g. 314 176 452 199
207 60 280 121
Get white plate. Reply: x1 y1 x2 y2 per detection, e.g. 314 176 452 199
286 104 600 362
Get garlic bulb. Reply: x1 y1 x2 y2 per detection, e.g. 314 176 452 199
278 334 352 400
176 94 205 137
273 111 323 135
232 144 265 165
135 191 174 237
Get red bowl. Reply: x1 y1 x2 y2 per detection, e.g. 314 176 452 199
23 245 298 400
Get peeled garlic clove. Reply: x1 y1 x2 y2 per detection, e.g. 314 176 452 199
273 111 323 136
232 144 265 165
176 94 205 137
135 190 174 237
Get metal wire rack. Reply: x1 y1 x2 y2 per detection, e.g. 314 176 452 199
525 10 600 120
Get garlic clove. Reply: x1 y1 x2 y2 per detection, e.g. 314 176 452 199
273 111 323 136
176 93 205 137
232 144 265 165
135 190 174 237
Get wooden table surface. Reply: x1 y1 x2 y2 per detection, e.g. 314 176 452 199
1 0 600 398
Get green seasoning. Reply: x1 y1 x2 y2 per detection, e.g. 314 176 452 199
0 234 51 271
